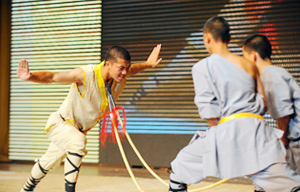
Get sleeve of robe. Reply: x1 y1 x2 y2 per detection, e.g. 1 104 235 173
192 60 221 119
261 69 294 120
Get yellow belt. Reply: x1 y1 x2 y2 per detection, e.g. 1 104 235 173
218 112 264 124
43 115 74 134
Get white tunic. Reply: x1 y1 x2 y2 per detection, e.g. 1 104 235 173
45 64 125 132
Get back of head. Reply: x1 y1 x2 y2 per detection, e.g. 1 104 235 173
203 16 230 43
105 46 131 63
243 35 272 60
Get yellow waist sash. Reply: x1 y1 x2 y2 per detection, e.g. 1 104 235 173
218 112 264 124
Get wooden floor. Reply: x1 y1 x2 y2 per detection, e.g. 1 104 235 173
0 162 254 192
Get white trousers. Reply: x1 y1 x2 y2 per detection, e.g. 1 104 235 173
39 121 87 170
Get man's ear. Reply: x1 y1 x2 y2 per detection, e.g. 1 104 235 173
105 60 112 68
206 33 211 44
252 52 258 62
227 34 231 43
207 37 211 45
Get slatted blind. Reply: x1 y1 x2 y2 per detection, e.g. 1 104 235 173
9 0 300 162
101 0 300 134
9 0 102 163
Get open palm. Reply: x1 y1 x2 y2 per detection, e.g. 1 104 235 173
146 44 162 68
17 59 31 80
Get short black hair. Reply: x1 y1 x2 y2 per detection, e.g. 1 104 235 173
243 34 272 60
105 46 131 63
203 16 230 43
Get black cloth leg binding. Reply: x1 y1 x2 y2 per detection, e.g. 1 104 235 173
64 152 83 192
169 179 188 192
22 160 48 191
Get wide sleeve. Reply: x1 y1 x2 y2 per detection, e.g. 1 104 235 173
261 70 294 119
192 62 221 119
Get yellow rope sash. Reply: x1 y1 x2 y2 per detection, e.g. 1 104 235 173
218 112 264 124
43 117 74 134
94 61 108 114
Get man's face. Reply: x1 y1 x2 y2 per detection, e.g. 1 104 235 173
108 58 131 83
242 46 254 62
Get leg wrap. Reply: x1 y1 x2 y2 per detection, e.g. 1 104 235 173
169 179 188 192
64 152 83 192
254 183 265 192
65 179 76 192
22 160 49 192
292 186 300 192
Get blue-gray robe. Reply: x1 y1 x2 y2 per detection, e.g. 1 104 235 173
171 54 286 181
261 65 300 140
261 65 300 173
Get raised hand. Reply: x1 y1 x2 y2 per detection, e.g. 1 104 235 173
146 44 162 68
17 59 31 80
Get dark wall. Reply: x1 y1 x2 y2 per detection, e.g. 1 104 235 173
0 0 11 162
99 134 193 167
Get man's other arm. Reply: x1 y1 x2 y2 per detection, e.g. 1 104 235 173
17 59 84 85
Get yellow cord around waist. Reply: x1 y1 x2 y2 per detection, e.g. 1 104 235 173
218 113 264 125
43 118 74 134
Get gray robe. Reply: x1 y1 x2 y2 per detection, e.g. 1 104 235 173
261 65 300 140
171 54 286 182
261 65 300 173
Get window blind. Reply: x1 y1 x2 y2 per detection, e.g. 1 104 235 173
9 0 102 163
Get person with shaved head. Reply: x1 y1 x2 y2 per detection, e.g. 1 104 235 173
18 45 162 192
168 17 300 192
243 34 300 191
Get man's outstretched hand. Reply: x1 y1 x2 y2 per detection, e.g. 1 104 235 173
17 59 31 80
146 44 162 68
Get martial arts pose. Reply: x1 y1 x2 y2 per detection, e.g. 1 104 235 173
168 17 300 192
18 44 162 192
243 35 300 175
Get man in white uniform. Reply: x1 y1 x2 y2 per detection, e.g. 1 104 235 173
17 44 162 192
243 34 300 191
168 17 300 192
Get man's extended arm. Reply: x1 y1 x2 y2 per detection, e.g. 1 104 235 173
127 44 162 76
192 64 221 127
17 59 84 85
